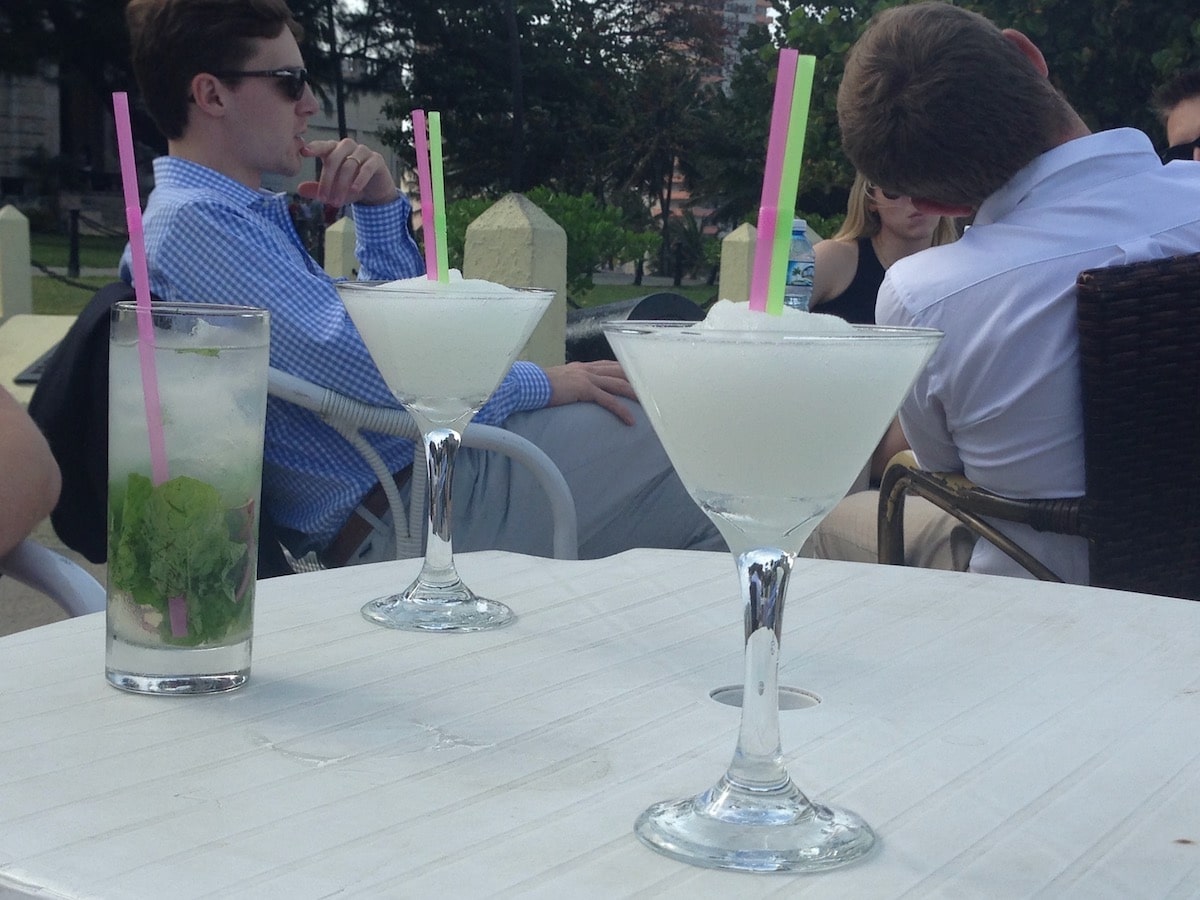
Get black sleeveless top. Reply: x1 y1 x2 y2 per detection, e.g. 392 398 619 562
816 237 885 324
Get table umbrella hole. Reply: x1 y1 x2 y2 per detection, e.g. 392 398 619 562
709 684 821 710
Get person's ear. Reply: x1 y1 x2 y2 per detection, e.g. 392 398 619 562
911 197 974 218
188 73 228 117
1001 28 1049 78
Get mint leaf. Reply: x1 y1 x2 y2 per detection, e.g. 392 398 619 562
109 473 254 646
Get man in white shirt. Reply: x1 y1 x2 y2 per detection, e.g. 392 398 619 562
810 1 1200 582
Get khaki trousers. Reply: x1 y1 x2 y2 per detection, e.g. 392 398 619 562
802 489 976 571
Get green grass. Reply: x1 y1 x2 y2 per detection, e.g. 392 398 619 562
28 231 124 315
29 232 127 270
32 276 111 315
27 229 720 316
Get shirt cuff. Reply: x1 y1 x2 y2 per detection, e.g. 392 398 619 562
351 191 409 240
508 361 552 411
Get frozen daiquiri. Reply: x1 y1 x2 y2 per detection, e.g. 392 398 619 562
106 302 270 694
337 273 552 632
604 303 941 873
339 272 551 429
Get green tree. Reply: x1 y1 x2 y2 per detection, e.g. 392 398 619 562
691 24 775 228
705 0 1200 230
982 0 1200 138
607 58 715 272
376 0 723 198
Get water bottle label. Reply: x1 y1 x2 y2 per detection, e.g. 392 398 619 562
786 260 814 288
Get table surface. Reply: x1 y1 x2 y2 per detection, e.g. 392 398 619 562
1 550 1198 899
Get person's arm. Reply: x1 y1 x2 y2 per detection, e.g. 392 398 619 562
809 239 860 308
476 359 641 428
142 197 605 430
143 198 407 410
876 276 960 473
870 417 910 482
298 138 425 282
0 387 61 556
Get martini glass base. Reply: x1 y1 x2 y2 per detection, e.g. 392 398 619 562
361 576 515 633
634 775 876 873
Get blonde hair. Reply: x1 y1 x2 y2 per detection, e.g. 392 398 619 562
832 172 958 246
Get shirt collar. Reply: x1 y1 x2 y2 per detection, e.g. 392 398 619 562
974 128 1160 226
151 156 289 210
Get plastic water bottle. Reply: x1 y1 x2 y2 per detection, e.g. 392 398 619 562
784 218 815 311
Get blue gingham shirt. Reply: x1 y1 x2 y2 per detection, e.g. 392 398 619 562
120 157 552 549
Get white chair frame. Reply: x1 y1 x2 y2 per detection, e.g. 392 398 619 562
267 369 579 562
0 539 106 618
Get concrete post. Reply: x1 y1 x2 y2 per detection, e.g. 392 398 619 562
464 193 566 367
323 215 357 279
0 206 33 322
717 222 756 304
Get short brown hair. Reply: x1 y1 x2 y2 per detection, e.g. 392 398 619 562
837 2 1070 208
126 0 303 139
1152 69 1200 124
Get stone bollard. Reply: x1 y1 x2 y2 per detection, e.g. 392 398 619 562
0 205 34 322
323 214 357 279
717 222 756 304
464 193 566 367
717 219 824 305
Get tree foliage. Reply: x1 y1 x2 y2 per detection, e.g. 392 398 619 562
7 0 1199 245
758 0 1200 222
370 0 723 198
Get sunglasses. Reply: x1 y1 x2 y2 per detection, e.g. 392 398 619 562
1161 137 1200 164
865 182 907 202
210 66 311 101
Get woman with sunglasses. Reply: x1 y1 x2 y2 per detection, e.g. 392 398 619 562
808 172 959 324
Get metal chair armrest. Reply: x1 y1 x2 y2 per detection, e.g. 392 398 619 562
0 539 106 617
877 452 1081 582
267 368 580 561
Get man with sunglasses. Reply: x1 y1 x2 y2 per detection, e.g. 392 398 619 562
119 0 721 565
809 2 1200 584
1152 69 1200 164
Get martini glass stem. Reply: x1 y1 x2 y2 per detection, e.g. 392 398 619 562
727 548 792 791
417 426 461 588
359 421 514 631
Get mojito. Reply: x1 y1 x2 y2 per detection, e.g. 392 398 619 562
106 302 269 694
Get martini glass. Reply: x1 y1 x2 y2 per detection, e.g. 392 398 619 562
604 318 941 873
338 280 552 632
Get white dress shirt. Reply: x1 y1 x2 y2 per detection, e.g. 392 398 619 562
877 128 1200 582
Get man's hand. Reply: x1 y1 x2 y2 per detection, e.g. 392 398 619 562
298 139 397 208
545 360 639 425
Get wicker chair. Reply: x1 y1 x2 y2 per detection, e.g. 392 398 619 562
878 251 1200 600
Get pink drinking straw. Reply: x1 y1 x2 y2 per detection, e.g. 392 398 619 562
748 50 799 312
112 92 169 486
765 55 816 315
411 109 438 280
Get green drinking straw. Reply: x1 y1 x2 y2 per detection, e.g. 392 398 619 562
765 55 815 315
428 112 450 283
